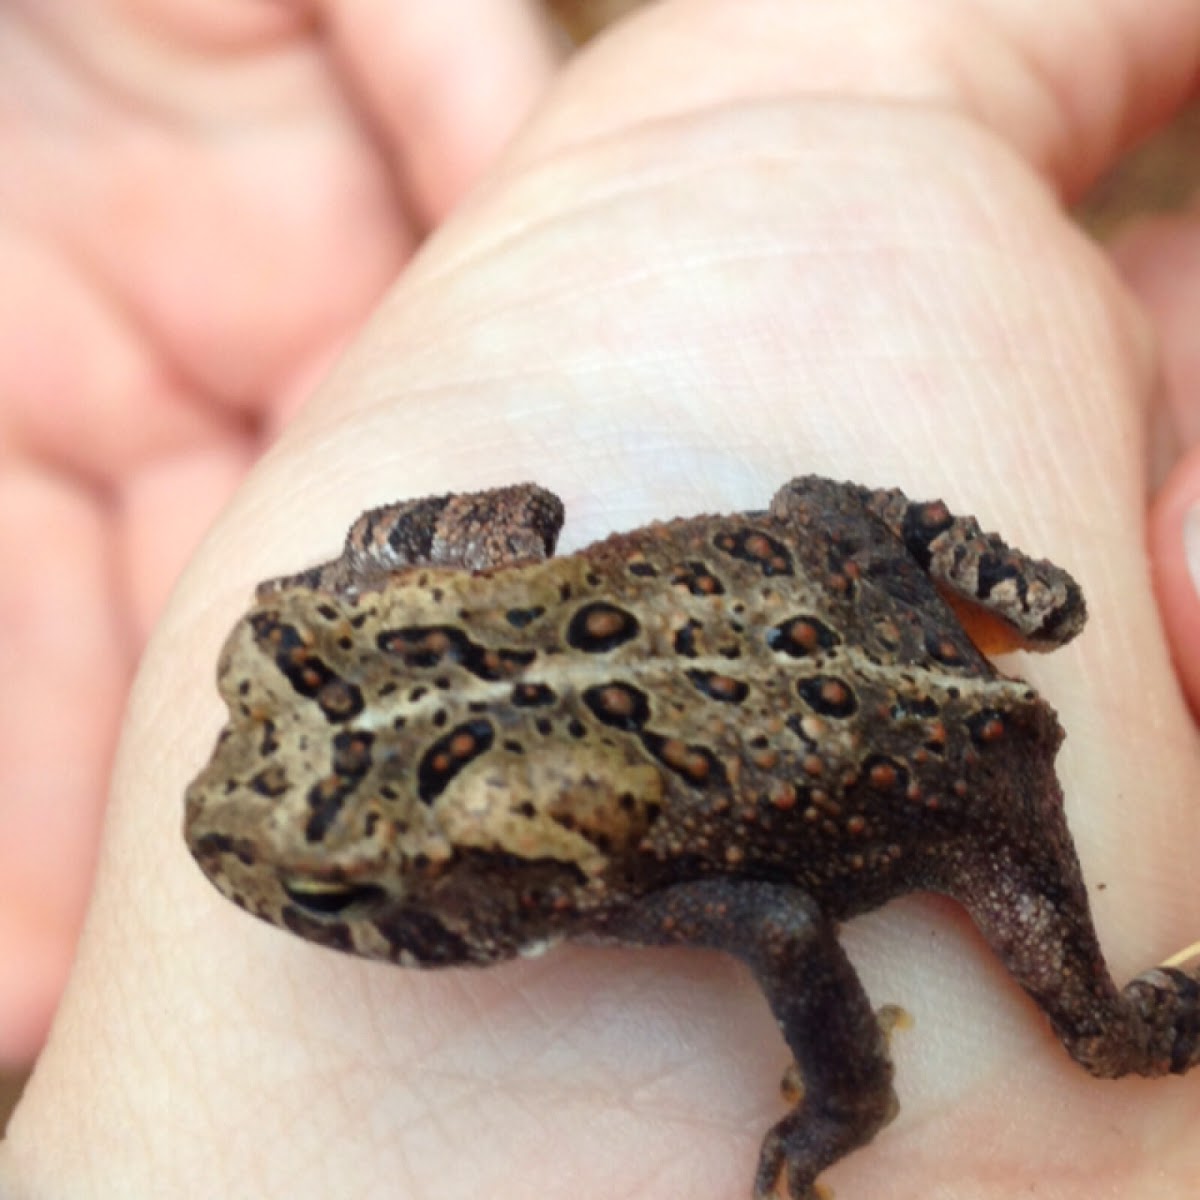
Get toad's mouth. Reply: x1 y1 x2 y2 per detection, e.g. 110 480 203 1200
281 877 389 917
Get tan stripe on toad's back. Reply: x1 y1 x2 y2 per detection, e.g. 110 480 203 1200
186 476 1199 1200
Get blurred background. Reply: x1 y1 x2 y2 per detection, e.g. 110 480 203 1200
2 0 1198 1137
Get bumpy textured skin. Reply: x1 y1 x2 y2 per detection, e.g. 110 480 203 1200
185 476 1199 1200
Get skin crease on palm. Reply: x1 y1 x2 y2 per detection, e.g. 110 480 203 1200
2 0 1200 1196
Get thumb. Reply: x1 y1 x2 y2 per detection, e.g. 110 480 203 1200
325 0 564 225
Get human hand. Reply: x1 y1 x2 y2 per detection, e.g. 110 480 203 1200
0 0 560 1065
1125 212 1200 718
4 1 1199 1196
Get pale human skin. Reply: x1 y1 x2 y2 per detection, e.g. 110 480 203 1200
0 0 561 1063
4 1 1200 1197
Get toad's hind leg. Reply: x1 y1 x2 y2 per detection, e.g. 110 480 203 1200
597 880 897 1200
770 476 1087 650
257 483 565 600
951 825 1200 1080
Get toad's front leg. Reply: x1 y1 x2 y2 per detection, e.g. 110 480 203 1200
595 880 897 1199
257 483 565 599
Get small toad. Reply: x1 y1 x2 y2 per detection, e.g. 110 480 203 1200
185 475 1200 1198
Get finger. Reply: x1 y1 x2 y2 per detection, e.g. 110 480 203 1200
1110 210 1200 716
516 0 1200 200
117 439 256 642
323 0 563 225
1149 448 1200 718
0 231 226 484
1110 209 1200 449
0 464 129 1067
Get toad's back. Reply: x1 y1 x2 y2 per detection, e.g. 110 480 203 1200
186 478 1200 1200
187 477 1064 929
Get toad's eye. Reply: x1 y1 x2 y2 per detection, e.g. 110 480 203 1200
282 878 387 916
